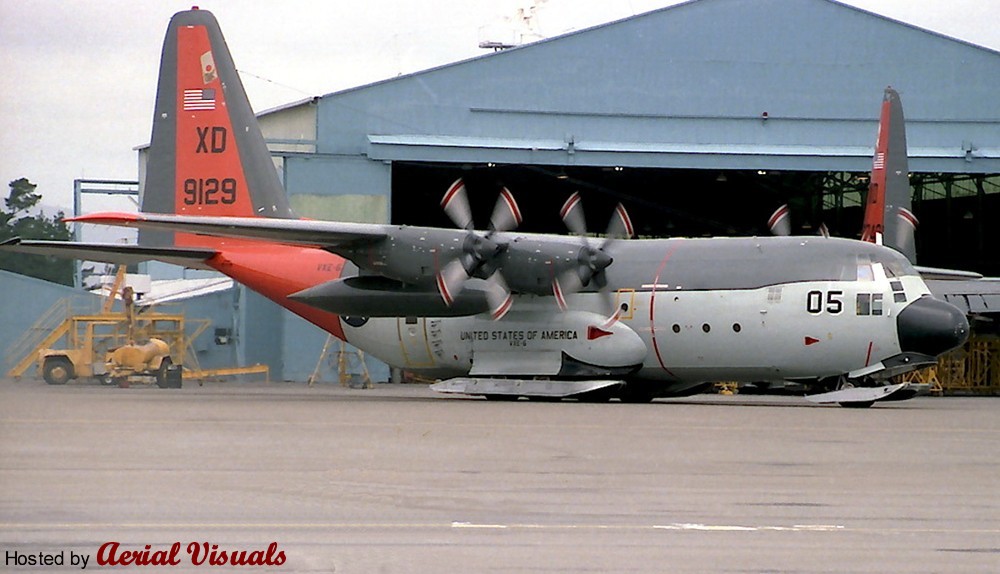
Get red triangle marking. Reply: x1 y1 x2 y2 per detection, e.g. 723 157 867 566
587 326 613 340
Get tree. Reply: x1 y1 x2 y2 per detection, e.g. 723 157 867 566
0 178 74 285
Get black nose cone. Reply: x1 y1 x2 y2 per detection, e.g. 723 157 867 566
896 296 970 356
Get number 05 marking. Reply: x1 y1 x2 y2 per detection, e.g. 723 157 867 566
806 290 843 314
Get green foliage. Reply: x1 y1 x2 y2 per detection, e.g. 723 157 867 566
0 178 74 285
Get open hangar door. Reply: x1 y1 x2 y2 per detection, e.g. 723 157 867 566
390 163 1000 276
391 162 828 238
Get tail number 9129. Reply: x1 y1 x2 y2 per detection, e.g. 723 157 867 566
183 177 237 205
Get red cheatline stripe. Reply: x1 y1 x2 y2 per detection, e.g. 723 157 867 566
560 192 581 220
898 207 919 228
500 187 522 226
491 295 513 321
649 244 679 374
552 278 567 311
616 204 634 237
768 205 789 230
436 272 453 306
441 179 464 209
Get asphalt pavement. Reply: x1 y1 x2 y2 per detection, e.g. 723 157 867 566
1 379 997 572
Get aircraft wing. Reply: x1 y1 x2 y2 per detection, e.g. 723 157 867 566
65 209 619 319
926 278 1000 317
0 237 218 270
68 212 388 248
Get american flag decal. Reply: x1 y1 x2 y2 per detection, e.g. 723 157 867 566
183 88 216 111
873 151 885 170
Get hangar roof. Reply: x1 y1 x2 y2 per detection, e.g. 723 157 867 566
310 0 1000 173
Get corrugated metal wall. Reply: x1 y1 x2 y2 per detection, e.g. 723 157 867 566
299 0 999 182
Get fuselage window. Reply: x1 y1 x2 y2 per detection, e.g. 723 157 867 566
702 323 711 333
890 280 906 303
732 323 741 333
857 293 871 316
857 293 885 316
672 324 681 333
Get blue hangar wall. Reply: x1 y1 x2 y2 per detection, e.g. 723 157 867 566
274 0 999 210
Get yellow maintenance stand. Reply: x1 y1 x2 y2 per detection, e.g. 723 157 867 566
899 334 1000 395
5 267 266 386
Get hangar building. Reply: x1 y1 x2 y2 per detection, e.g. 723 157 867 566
243 0 999 271
6 0 998 383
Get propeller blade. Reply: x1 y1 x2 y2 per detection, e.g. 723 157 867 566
441 179 473 230
552 270 583 312
605 203 635 240
484 273 513 320
768 204 791 236
555 192 627 312
817 222 830 238
559 191 587 236
435 258 468 307
489 186 522 233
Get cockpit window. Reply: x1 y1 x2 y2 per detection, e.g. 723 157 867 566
857 263 875 282
882 258 915 278
862 246 918 278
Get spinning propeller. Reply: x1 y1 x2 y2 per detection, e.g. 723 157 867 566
437 179 522 320
554 192 634 313
767 204 830 238
769 201 915 255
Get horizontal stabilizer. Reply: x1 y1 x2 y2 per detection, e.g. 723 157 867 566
67 212 387 249
0 237 216 270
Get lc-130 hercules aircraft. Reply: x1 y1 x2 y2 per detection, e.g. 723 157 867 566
4 8 970 406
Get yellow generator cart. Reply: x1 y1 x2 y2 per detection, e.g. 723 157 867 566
104 338 181 388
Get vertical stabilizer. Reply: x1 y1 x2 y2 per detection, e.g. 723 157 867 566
141 8 295 246
860 87 917 262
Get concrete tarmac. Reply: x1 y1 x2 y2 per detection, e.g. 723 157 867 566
1 379 997 573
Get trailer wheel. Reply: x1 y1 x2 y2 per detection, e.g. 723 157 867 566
42 357 73 385
156 358 173 388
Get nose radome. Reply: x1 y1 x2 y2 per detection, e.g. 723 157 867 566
896 296 970 356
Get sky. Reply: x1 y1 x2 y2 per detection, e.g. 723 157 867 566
2 0 999 216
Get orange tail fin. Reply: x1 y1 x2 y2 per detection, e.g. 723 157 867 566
141 8 295 247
